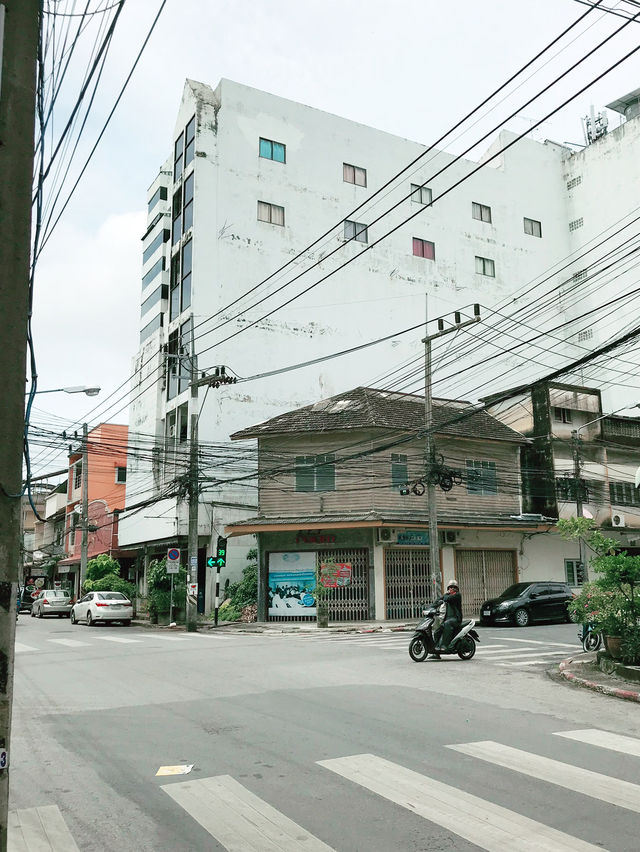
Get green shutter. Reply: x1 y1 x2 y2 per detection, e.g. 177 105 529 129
315 453 335 492
391 453 408 490
295 456 315 492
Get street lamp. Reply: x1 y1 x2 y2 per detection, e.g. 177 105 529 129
27 385 101 396
571 403 640 579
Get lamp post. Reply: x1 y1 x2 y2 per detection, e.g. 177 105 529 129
571 403 640 580
27 385 101 396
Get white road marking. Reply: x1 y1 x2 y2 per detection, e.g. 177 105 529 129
497 660 560 667
318 753 602 852
47 638 91 648
9 805 80 851
477 647 540 655
14 643 38 653
92 636 142 644
162 775 335 851
151 635 197 642
482 650 569 662
448 741 640 813
554 729 640 758
484 637 576 648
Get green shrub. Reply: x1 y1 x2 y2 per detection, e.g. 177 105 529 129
147 558 186 615
86 554 121 582
213 550 257 622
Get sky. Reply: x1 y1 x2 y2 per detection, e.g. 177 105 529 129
29 0 640 474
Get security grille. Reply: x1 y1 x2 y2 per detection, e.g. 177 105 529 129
455 549 516 616
384 548 433 620
267 548 370 622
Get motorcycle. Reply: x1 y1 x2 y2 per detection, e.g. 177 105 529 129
580 623 602 652
409 601 480 662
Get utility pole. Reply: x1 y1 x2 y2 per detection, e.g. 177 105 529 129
79 423 89 594
186 333 199 633
0 1 40 846
423 305 481 602
571 429 588 582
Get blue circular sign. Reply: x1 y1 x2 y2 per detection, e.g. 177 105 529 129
168 548 180 561
302 593 315 607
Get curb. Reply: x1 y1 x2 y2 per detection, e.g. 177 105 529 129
557 657 640 703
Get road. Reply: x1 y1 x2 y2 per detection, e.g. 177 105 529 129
9 615 640 851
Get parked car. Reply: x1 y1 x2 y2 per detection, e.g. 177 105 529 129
480 582 574 627
30 589 72 618
71 591 133 626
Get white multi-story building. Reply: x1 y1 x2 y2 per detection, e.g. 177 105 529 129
118 78 640 613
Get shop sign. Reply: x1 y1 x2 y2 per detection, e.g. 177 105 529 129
319 562 352 588
295 532 337 545
397 531 429 546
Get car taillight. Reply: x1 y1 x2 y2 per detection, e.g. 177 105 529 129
95 602 110 607
42 599 49 605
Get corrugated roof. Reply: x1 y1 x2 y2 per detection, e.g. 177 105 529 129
225 510 546 529
231 386 525 443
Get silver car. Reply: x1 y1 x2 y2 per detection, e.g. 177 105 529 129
31 590 72 618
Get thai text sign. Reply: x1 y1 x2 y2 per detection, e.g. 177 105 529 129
319 562 352 588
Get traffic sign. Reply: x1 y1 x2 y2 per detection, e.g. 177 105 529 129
167 548 180 563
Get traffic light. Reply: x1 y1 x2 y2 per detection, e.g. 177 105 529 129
208 536 228 569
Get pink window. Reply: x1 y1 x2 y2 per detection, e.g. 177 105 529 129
413 237 435 260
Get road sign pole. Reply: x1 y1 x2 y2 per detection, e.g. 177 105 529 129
208 536 227 627
170 575 174 624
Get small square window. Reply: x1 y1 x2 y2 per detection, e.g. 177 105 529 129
343 163 367 187
259 137 286 163
412 237 435 260
115 467 127 484
553 407 572 424
472 202 492 223
344 220 368 243
475 256 495 277
565 559 584 586
257 201 285 226
524 217 542 237
411 184 432 205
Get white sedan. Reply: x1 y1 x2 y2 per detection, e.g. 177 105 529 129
71 591 133 626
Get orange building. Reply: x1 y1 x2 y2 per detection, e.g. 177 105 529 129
58 423 134 595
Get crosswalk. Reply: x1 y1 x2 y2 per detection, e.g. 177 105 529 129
13 630 230 656
12 726 639 850
282 630 578 667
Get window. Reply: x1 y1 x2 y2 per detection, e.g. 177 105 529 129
466 460 497 496
140 313 163 344
147 186 168 215
411 184 432 205
569 217 584 232
70 513 78 547
142 229 170 266
391 454 408 491
184 116 195 168
257 201 285 226
179 320 191 394
174 132 184 182
181 239 192 314
167 330 179 400
295 453 336 492
141 257 164 290
475 256 495 277
259 137 286 163
141 284 168 318
553 406 572 424
182 173 194 233
565 559 584 586
609 480 640 507
556 477 589 503
343 163 367 187
344 220 368 243
412 237 435 260
472 202 492 223
172 190 182 245
524 217 542 237
115 467 127 484
73 463 82 490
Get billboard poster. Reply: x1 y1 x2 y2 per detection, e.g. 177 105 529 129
319 562 352 588
268 552 317 616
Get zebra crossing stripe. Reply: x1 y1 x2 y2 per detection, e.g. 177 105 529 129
47 638 91 648
9 805 80 851
448 741 640 813
92 636 141 644
161 775 335 851
554 729 640 758
317 754 602 851
481 650 569 662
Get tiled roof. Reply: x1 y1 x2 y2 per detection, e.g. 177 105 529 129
231 386 525 443
226 510 547 530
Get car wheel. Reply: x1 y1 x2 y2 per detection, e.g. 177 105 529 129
122 620 131 627
514 607 530 627
87 611 94 626
70 610 77 624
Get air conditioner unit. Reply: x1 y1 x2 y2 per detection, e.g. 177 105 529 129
440 530 458 545
376 528 397 544
612 512 626 528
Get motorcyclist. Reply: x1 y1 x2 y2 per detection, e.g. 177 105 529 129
434 579 462 652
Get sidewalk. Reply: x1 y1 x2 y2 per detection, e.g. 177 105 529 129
131 617 418 634
553 651 640 703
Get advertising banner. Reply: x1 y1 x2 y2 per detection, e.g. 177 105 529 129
268 552 317 616
319 562 352 588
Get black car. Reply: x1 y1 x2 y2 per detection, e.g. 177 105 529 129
480 582 574 627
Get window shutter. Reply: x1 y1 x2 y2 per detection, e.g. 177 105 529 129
295 456 315 492
315 453 335 492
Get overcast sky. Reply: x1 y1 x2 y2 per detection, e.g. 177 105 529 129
29 0 640 472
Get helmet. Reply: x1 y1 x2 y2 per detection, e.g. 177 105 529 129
446 579 459 589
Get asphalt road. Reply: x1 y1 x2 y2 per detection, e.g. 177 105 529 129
9 616 640 851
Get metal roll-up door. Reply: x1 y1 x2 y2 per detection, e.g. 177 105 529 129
455 549 517 616
384 548 433 620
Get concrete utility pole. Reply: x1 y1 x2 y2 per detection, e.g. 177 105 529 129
571 429 587 582
186 342 199 633
423 305 481 602
0 1 40 846
79 423 89 594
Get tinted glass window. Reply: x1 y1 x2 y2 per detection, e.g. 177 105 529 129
103 592 127 601
498 583 532 598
